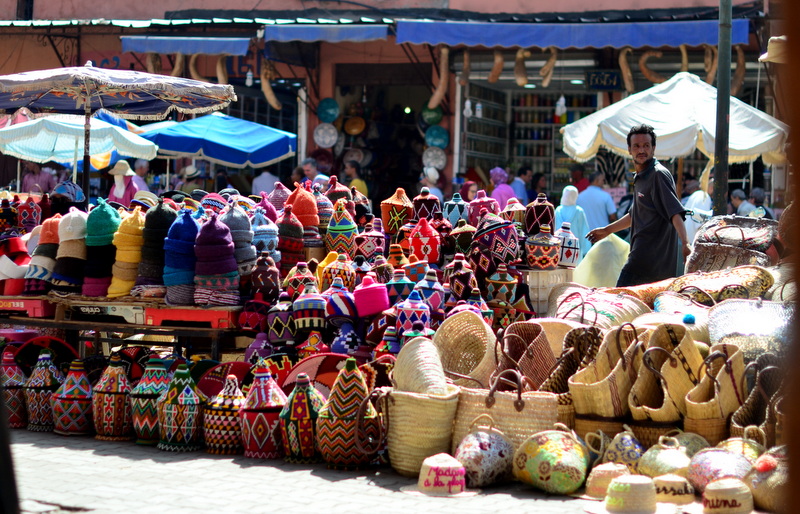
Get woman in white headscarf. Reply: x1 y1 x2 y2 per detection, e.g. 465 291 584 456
554 185 591 264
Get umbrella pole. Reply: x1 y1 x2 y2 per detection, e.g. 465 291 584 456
165 158 170 192
83 105 91 207
15 161 20 193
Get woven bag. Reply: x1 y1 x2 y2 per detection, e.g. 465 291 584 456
716 425 767 463
431 310 497 388
536 318 591 357
391 336 448 395
512 423 590 495
744 446 789 513
633 312 709 345
453 414 514 488
629 324 704 423
538 326 604 428
684 343 747 445
598 276 676 309
357 384 459 477
491 320 556 391
685 225 772 273
666 265 774 306
708 298 794 363
568 323 651 420
694 215 779 253
548 286 651 330
451 369 558 453
636 436 691 478
730 362 784 447
764 263 796 302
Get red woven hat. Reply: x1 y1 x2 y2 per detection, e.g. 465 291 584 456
285 183 319 228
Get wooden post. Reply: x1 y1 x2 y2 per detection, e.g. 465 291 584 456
676 157 684 198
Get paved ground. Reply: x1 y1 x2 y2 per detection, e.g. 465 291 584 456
8 429 597 514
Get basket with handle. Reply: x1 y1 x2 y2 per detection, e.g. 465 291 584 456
391 336 448 395
431 310 497 388
490 320 556 391
686 225 772 273
684 343 746 445
730 362 784 447
451 369 557 453
356 384 460 477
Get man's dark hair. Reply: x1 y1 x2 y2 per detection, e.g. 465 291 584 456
569 163 585 175
301 157 317 168
750 187 766 205
731 189 747 200
627 124 657 147
517 166 532 177
588 171 604 184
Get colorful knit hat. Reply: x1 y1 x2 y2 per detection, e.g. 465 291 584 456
39 214 61 245
17 197 41 234
268 182 291 211
325 175 353 206
255 192 279 222
353 274 390 317
194 213 237 276
38 193 52 221
200 193 228 216
324 277 358 324
86 198 122 247
234 194 256 213
276 204 304 275
220 205 257 274
313 183 333 231
113 207 146 260
286 183 319 228
58 207 88 242
413 187 442 221
250 253 281 303
164 209 200 265
0 199 18 232
324 199 357 258
251 207 280 258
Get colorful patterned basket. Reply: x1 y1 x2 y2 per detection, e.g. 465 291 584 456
51 359 93 436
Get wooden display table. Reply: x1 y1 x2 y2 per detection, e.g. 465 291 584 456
0 296 56 318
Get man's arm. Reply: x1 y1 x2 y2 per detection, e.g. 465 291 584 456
586 213 631 244
671 213 691 258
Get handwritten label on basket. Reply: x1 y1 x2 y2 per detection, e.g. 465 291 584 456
423 466 466 493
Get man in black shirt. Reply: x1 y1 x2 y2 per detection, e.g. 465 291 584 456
587 124 690 286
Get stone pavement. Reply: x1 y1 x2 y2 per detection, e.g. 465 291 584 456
8 430 597 514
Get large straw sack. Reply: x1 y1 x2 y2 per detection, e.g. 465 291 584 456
535 317 590 357
432 311 497 388
392 336 448 395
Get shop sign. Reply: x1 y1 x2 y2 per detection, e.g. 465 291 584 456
586 70 624 91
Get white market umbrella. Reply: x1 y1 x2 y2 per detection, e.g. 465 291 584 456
561 72 789 167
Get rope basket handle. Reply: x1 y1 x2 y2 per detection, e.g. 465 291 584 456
717 283 750 300
553 422 583 446
584 431 607 455
698 351 729 415
487 368 526 412
740 361 779 404
444 370 485 389
468 413 498 433
710 225 748 245
558 291 600 326
743 425 767 447
657 435 681 449
543 346 577 378
614 322 641 372
355 388 388 456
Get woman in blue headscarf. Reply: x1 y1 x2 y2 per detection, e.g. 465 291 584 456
554 185 591 264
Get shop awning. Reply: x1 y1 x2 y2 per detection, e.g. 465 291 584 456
121 36 252 56
262 24 390 43
395 19 749 48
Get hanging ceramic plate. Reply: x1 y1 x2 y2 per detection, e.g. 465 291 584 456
422 146 447 170
417 112 431 138
344 116 366 136
421 105 444 125
279 353 349 397
196 361 253 399
343 148 364 166
359 149 374 168
425 124 450 149
333 131 346 157
317 98 340 123
313 123 339 149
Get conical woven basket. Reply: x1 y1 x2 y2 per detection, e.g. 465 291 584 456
431 310 497 388
392 336 448 395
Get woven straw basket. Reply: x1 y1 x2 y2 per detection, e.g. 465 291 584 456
432 310 497 388
374 385 460 477
451 370 557 453
392 336 448 395
568 323 651 419
684 343 746 445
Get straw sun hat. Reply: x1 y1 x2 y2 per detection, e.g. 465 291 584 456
585 474 679 514
400 453 480 498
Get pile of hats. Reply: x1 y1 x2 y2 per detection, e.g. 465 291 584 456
220 204 257 278
163 209 200 306
194 213 240 306
82 198 121 297
107 207 145 298
23 214 60 295
49 207 88 295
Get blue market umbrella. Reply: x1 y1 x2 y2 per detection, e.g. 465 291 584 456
139 112 297 168
0 61 236 197
56 111 145 172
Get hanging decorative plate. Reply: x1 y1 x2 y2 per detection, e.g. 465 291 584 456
425 124 450 149
313 123 339 149
343 148 364 166
279 353 349 397
421 105 444 125
196 361 253 399
417 112 431 138
344 116 366 136
359 149 374 168
422 146 447 170
333 131 346 157
317 98 340 123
